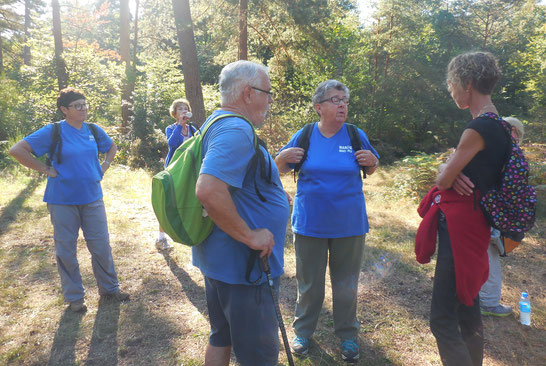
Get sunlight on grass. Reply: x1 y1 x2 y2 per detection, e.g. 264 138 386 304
0 162 544 365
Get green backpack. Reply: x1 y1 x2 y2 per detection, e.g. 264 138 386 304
151 113 266 246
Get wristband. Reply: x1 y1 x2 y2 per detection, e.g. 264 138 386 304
103 161 111 166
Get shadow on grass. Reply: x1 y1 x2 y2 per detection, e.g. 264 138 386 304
84 297 121 365
0 177 41 235
161 251 207 315
47 308 85 366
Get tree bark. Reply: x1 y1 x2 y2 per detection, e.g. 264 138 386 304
120 0 132 131
52 0 68 89
238 0 248 60
133 0 140 67
384 14 393 77
120 0 130 63
172 0 205 126
0 35 3 74
23 0 31 65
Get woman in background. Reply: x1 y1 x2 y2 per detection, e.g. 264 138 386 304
155 98 196 251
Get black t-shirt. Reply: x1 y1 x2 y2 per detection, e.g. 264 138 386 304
461 115 509 194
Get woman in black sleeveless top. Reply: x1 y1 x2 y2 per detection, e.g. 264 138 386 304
432 52 509 366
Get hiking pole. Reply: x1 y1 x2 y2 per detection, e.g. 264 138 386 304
260 256 295 366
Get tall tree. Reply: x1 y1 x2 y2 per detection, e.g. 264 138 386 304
0 35 3 74
0 0 24 72
23 0 31 65
51 0 68 89
120 0 132 131
172 0 205 125
238 0 248 60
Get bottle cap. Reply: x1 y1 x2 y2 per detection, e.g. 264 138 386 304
522 292 528 298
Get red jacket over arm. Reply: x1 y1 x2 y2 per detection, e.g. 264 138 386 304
415 187 491 306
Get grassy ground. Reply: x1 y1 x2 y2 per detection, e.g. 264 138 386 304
0 165 544 365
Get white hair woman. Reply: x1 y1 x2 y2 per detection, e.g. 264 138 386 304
275 80 379 362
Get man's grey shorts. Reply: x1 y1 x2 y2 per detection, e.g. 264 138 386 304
205 276 280 366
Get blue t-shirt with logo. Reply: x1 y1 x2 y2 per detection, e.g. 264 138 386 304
280 123 379 238
192 110 290 285
24 121 113 205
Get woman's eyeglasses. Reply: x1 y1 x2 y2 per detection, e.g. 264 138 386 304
68 102 89 111
319 96 349 105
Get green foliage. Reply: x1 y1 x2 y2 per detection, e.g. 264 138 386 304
525 143 546 187
389 151 451 201
1 0 545 169
0 76 26 141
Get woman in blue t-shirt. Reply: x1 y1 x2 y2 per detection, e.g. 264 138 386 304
9 87 129 312
275 80 379 362
155 98 196 251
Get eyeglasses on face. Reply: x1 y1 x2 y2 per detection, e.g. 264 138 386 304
319 96 349 105
68 102 89 111
251 86 274 99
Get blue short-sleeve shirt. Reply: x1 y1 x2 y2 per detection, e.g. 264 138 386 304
24 121 113 205
280 123 379 238
192 110 290 285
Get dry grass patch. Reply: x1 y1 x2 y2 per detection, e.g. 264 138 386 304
0 165 544 365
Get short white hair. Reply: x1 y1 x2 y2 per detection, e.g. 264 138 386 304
312 80 350 105
504 116 524 142
219 60 269 105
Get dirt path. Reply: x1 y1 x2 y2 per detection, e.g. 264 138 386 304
0 167 544 365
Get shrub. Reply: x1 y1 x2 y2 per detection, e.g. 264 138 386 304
389 151 452 201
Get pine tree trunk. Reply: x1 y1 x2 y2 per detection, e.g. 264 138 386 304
172 0 205 126
52 0 68 89
23 0 31 65
120 0 132 131
0 35 3 74
238 0 248 60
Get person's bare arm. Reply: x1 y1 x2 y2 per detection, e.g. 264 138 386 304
9 139 57 177
355 149 379 176
274 147 305 174
195 173 275 258
436 129 484 190
101 142 117 173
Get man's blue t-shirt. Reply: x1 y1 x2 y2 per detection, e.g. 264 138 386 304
24 121 113 205
192 110 290 285
280 123 379 238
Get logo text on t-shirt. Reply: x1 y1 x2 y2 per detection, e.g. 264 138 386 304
338 145 353 153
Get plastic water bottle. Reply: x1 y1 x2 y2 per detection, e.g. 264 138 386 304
519 292 531 326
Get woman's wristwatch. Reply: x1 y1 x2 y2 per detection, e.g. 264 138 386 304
103 160 111 167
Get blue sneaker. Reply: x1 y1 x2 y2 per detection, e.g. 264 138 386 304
341 338 359 363
291 336 309 356
480 304 512 317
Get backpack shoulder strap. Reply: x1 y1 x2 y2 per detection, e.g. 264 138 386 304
294 122 315 174
346 123 366 179
47 121 62 166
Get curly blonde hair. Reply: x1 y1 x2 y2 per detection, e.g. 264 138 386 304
446 52 501 95
169 98 191 118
